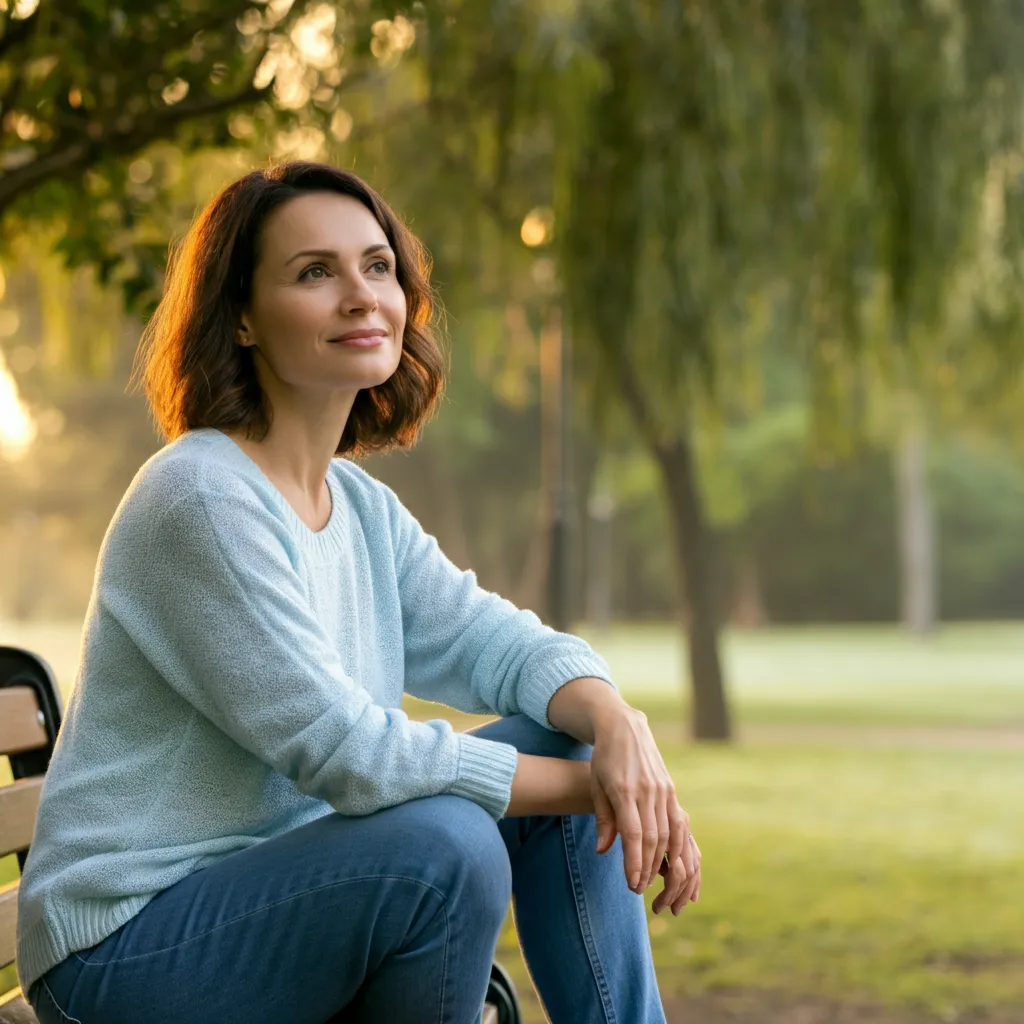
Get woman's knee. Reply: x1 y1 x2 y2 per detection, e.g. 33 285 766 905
404 796 512 926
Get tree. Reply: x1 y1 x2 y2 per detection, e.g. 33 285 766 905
7 0 1024 740
401 0 1024 739
0 0 390 308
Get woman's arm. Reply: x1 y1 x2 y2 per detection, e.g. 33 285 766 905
382 481 617 728
102 469 518 820
507 753 594 817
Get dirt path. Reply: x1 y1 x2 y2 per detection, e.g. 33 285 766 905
512 987 1014 1023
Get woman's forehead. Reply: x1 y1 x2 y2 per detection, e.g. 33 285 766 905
262 192 389 253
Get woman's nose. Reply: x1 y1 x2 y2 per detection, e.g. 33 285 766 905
339 273 379 314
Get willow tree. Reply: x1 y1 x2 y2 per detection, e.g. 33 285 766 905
403 0 1024 739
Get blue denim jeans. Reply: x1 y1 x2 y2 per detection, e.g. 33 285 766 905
30 714 665 1024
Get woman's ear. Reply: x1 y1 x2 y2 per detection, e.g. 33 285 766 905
236 314 256 348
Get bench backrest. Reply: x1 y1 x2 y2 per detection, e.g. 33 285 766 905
0 648 63 993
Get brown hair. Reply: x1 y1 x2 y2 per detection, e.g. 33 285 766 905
133 161 445 456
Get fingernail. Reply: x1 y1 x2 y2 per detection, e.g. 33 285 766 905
630 873 640 889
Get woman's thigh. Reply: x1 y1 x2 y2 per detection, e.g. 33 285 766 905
38 794 510 1024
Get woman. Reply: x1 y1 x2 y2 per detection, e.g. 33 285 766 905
17 161 701 1024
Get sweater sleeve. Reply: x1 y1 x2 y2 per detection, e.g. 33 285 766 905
99 479 519 820
382 484 616 728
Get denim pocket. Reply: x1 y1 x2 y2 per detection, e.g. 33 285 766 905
31 976 83 1024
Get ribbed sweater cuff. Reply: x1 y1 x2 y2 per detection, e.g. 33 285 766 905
517 653 617 731
449 733 519 820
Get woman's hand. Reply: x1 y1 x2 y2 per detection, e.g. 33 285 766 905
590 706 697 895
653 839 701 915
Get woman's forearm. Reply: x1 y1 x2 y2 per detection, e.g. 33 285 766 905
505 753 594 817
547 676 631 744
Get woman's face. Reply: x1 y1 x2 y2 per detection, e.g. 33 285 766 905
238 191 407 401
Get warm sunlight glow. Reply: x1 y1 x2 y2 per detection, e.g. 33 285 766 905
0 349 36 460
291 4 337 69
161 78 190 106
370 16 415 64
521 207 554 247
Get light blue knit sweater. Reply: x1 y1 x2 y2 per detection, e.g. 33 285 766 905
16 428 613 993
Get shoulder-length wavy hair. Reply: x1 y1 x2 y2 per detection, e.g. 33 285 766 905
133 161 445 457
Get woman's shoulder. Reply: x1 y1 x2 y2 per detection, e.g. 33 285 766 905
328 457 405 522
329 456 389 503
129 429 260 507
107 431 286 552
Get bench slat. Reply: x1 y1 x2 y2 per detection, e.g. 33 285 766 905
482 1004 498 1024
0 779 43 859
0 690 46 759
0 882 17 970
0 990 37 1024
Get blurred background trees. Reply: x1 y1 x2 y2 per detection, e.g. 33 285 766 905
2 0 1023 739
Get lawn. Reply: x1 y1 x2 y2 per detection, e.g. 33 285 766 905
2 620 1022 1019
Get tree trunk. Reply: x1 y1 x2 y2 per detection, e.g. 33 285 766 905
894 423 937 634
650 432 732 741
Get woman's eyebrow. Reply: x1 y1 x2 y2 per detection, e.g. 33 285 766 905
285 244 394 265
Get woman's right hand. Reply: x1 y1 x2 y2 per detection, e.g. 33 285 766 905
652 838 702 915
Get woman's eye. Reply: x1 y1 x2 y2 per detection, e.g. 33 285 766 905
300 264 329 281
369 259 391 275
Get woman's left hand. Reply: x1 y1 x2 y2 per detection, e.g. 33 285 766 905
589 706 697 895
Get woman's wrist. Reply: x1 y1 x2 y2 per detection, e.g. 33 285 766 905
547 676 631 744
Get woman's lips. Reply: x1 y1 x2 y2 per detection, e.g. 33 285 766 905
329 330 387 348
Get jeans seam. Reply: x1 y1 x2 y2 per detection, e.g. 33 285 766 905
561 814 617 1023
437 901 449 1024
71 873 448 968
37 976 84 1024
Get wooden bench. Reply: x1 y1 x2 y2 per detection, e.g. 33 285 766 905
1 646 63 1024
0 646 513 1023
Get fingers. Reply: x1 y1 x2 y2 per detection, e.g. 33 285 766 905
680 812 696 877
652 855 688 914
644 795 669 892
606 789 692 895
593 784 617 855
652 836 703 915
671 868 701 915
666 804 687 879
615 800 646 892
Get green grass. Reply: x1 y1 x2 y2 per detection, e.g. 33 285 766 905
639 740 1024 1014
2 619 1022 1016
484 716 1024 1022
580 622 1024 728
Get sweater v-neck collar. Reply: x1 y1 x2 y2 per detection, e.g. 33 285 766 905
196 429 350 558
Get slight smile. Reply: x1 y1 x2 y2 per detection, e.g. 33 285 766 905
328 328 388 349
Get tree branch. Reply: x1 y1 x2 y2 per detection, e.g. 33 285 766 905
0 81 269 218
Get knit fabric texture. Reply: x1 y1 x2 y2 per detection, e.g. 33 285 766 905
16 428 614 993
